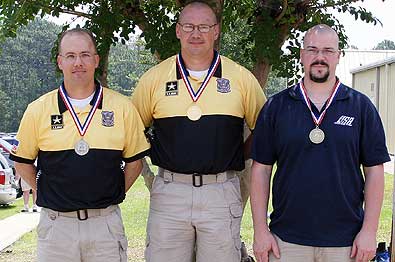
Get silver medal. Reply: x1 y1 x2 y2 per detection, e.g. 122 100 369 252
74 139 90 156
309 127 325 144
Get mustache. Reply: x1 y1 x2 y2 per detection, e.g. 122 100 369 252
311 61 329 67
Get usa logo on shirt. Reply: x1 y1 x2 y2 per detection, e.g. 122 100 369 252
334 115 354 127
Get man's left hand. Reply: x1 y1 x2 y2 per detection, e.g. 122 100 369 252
350 229 376 262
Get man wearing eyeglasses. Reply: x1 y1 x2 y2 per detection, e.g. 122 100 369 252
250 24 390 262
10 28 150 262
132 1 265 262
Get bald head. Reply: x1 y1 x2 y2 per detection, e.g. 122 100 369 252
303 24 339 50
179 1 217 24
58 28 97 54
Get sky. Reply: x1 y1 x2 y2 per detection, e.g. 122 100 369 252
336 0 395 50
47 0 395 50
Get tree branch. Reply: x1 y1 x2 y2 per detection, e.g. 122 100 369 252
274 0 288 22
17 0 94 20
53 8 93 19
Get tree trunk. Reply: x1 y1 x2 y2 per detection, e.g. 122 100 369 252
98 50 109 87
253 57 272 89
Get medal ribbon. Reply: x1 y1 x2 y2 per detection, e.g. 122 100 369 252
176 50 220 102
299 80 340 126
59 83 103 137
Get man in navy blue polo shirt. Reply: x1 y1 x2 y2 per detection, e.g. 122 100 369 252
250 24 390 262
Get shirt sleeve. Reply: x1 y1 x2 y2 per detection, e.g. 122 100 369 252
243 70 267 130
10 103 39 163
131 73 154 128
251 98 277 165
360 98 390 166
122 100 151 163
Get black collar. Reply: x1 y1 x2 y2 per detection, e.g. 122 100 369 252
57 80 103 114
176 50 222 80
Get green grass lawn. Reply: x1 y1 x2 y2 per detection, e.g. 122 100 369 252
0 198 25 220
0 174 393 261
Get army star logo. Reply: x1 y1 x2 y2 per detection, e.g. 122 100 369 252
165 81 178 96
51 115 64 130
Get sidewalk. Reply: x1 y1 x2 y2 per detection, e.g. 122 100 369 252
0 211 40 251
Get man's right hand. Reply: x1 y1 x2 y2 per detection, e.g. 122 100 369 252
253 230 280 262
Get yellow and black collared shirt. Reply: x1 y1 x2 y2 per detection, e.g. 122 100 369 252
132 52 266 174
11 84 150 212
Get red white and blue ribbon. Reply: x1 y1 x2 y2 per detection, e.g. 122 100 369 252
176 50 220 102
299 80 340 126
59 83 103 137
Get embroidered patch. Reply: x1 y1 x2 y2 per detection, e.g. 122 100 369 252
11 140 19 154
216 78 231 93
334 115 354 127
51 115 64 130
165 81 178 96
102 111 115 127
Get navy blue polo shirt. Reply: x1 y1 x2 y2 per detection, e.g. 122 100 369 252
251 81 390 247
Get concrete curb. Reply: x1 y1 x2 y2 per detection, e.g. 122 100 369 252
0 211 40 251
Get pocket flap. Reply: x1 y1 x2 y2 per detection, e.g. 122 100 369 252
230 203 243 218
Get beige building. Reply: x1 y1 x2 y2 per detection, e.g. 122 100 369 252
351 56 395 154
337 49 395 86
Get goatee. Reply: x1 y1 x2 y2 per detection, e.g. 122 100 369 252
309 60 330 83
310 70 329 83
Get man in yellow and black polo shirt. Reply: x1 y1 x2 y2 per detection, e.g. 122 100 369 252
10 28 150 262
132 2 266 262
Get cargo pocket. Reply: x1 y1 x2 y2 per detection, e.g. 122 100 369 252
118 237 128 262
37 211 54 241
105 208 126 241
229 203 242 252
223 177 242 204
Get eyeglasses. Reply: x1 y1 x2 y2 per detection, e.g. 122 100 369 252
178 23 217 33
59 52 97 63
304 48 339 57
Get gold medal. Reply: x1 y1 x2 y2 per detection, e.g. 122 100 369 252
187 105 202 121
74 139 90 156
309 127 325 144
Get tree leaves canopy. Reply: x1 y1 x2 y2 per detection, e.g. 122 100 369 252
373 39 395 50
0 0 383 86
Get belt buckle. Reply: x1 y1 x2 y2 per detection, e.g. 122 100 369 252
77 209 88 221
192 173 203 187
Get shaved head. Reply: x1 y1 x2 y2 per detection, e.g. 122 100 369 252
300 24 341 84
179 1 217 24
303 24 339 50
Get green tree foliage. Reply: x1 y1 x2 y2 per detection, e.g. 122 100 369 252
0 0 383 88
108 38 157 96
0 18 61 132
219 17 286 96
373 39 395 50
0 18 155 132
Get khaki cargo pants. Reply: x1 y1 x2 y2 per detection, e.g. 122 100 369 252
37 205 127 262
145 173 243 262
